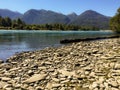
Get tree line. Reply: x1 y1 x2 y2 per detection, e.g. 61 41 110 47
110 8 120 33
0 16 99 30
25 24 99 30
0 16 25 29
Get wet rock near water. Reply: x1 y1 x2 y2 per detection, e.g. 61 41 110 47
0 38 120 90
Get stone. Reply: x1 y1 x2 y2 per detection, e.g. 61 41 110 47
0 60 3 64
36 86 44 90
42 61 52 66
3 84 12 89
114 63 120 69
0 81 8 89
52 84 61 88
98 77 105 83
2 77 11 81
104 82 109 89
28 70 34 76
4 87 13 90
46 82 52 89
91 82 98 88
10 67 20 71
61 80 70 84
58 69 76 77
24 74 47 83
14 84 21 88
108 81 119 88
52 78 60 82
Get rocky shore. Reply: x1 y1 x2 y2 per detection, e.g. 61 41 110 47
0 38 120 90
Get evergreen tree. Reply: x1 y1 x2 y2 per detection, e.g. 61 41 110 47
1 18 7 27
0 16 2 26
4 17 12 27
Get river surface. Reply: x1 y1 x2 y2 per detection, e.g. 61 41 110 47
0 30 118 61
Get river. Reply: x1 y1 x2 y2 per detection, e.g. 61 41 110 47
0 30 118 61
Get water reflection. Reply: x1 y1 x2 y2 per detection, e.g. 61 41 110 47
0 30 118 61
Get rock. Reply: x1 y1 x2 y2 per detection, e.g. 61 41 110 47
52 78 60 82
0 60 3 64
61 80 70 84
58 69 76 77
2 77 11 81
104 82 109 89
10 67 20 71
4 87 13 90
108 81 119 88
114 63 120 69
43 61 52 65
3 84 13 89
28 70 34 76
46 82 52 89
14 84 21 88
24 74 47 83
91 82 98 88
52 83 61 88
98 77 105 83
36 86 44 90
0 81 8 89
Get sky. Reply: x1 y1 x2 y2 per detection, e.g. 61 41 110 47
0 0 120 16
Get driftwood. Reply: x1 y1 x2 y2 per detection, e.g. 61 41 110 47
60 35 120 44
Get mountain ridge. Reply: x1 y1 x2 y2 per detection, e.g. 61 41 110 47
69 10 110 29
0 9 111 29
0 9 22 19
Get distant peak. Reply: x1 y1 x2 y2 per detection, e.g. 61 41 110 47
68 12 77 16
28 9 38 12
83 10 98 14
80 10 104 17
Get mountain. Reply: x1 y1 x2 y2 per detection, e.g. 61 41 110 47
21 9 70 24
0 9 110 29
70 10 110 29
0 9 22 19
67 12 78 22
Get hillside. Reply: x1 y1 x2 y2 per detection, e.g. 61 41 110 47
21 9 70 24
0 9 22 19
0 9 111 29
70 10 110 29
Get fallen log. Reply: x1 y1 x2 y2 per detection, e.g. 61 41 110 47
60 35 120 44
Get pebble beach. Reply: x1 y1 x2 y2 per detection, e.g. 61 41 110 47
0 38 120 90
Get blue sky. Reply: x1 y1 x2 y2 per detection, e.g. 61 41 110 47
0 0 119 16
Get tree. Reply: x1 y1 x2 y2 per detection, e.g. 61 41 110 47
0 16 2 26
110 8 120 33
4 17 12 27
12 18 26 29
1 18 7 27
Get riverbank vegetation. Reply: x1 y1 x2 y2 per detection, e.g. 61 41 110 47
0 16 25 30
0 16 99 30
110 8 120 33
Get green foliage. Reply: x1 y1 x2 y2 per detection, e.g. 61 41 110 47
4 17 12 27
0 16 25 29
110 8 120 33
24 24 99 31
0 16 100 30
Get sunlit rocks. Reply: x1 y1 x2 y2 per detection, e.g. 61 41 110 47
0 38 119 89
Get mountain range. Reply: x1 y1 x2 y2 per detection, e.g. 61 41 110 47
0 9 111 29
0 9 22 19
